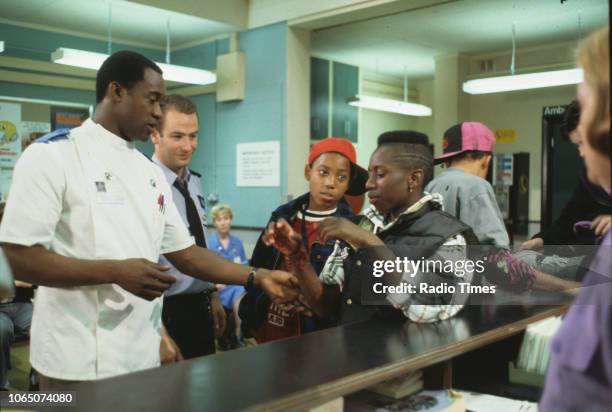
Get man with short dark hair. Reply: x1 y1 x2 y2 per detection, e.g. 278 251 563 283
0 51 297 387
425 122 508 247
151 94 226 359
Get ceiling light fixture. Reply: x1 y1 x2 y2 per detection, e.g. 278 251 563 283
51 48 216 85
463 22 582 95
0 41 5 53
50 6 216 85
348 95 432 116
463 68 583 94
348 71 432 117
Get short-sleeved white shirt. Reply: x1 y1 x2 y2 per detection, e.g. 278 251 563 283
0 119 194 380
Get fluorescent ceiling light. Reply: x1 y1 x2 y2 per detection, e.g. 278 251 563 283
51 47 216 86
157 62 216 85
348 95 432 117
52 48 106 70
463 68 583 95
0 41 4 53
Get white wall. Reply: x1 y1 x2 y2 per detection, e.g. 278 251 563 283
355 72 417 168
414 79 434 141
286 27 311 198
399 75 577 223
249 0 367 28
357 108 416 167
321 39 580 223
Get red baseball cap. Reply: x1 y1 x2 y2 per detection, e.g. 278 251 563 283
434 122 495 164
308 138 368 196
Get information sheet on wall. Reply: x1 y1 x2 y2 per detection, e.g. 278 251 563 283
21 121 51 147
236 141 280 187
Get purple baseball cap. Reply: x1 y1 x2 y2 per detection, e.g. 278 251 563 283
434 122 496 164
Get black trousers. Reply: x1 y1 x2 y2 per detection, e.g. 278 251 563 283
162 292 216 359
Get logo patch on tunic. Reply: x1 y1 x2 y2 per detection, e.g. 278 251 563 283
157 194 165 213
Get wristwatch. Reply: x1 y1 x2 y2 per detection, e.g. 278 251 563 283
245 267 258 291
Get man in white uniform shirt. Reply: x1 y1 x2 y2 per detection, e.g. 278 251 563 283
0 51 297 388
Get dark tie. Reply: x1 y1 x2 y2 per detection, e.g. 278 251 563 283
173 178 207 248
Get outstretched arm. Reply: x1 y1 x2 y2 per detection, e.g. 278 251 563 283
164 244 299 304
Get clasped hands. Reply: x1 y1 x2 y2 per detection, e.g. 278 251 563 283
262 217 381 314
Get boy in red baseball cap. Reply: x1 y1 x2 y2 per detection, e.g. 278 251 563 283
238 138 367 342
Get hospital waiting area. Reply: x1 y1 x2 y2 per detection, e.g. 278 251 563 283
0 1 610 411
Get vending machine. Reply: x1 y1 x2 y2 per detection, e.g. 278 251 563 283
489 152 530 237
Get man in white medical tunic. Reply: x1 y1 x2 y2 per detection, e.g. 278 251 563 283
0 51 297 387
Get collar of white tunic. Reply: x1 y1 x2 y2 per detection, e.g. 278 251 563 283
84 118 137 151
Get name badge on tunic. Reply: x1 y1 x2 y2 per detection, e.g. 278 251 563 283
94 174 125 204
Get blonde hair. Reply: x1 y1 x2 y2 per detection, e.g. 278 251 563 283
211 204 233 221
577 26 610 156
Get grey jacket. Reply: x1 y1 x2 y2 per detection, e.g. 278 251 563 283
425 167 510 248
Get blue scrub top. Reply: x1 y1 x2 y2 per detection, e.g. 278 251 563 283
208 233 248 309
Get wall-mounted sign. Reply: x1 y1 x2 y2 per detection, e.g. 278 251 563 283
543 105 565 118
236 141 280 187
494 128 516 144
51 107 88 130
0 102 22 168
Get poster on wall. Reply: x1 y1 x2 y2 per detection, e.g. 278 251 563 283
51 107 88 130
236 141 280 187
0 102 22 168
20 121 51 149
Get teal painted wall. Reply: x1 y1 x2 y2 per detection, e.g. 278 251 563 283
0 22 166 112
0 81 93 105
0 23 165 62
169 25 288 228
210 23 288 228
134 42 228 157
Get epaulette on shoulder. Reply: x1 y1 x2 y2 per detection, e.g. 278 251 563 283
35 128 70 144
137 149 153 162
189 169 201 178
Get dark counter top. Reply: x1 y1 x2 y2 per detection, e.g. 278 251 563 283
50 301 567 412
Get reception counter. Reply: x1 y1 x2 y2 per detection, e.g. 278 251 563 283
48 294 569 412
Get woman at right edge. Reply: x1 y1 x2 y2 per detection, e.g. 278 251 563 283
540 25 611 411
